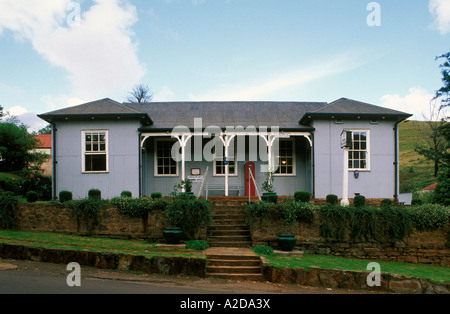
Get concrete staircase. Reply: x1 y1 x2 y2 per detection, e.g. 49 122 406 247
207 198 251 248
205 247 264 281
205 198 263 281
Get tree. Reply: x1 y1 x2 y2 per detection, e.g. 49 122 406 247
415 100 447 177
36 124 52 135
435 52 450 110
127 84 153 103
429 52 450 205
0 119 47 172
415 53 450 177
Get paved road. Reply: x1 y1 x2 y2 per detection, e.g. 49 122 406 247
0 259 375 295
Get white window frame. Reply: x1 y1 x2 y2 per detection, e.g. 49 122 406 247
213 142 239 177
347 130 371 171
154 139 179 177
273 138 296 176
81 130 109 173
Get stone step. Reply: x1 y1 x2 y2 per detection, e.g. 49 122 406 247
208 235 251 242
206 273 264 281
208 225 249 231
206 265 262 274
212 215 247 222
211 219 247 225
207 259 261 267
208 229 250 236
208 242 251 248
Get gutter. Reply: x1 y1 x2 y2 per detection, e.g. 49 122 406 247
393 116 411 203
52 122 57 200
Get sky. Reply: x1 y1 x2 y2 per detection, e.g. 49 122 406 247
0 0 449 132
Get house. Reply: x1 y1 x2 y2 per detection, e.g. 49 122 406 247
38 98 411 201
34 134 52 176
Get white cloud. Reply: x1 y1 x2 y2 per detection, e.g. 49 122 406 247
7 106 27 117
429 0 450 34
379 87 439 121
41 95 86 111
0 0 146 100
153 86 177 102
189 53 364 101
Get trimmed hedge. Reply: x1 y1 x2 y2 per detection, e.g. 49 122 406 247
59 191 73 203
294 191 311 203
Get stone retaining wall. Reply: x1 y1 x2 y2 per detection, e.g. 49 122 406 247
261 262 450 294
9 203 450 267
250 214 449 267
0 243 207 278
14 203 168 239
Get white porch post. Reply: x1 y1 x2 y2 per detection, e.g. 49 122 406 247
260 134 277 173
341 148 350 206
174 134 193 192
219 134 236 197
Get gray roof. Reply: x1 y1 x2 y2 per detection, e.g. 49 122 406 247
299 98 412 123
125 101 326 131
38 97 412 130
38 98 152 124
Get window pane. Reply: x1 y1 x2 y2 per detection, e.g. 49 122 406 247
85 154 107 172
156 141 177 175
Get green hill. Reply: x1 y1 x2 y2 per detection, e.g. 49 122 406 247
399 120 437 193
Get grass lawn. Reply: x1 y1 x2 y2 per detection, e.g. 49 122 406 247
398 121 438 192
0 230 205 259
0 231 448 284
261 253 450 284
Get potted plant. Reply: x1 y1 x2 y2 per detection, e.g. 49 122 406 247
277 234 297 251
276 198 298 251
183 179 194 198
162 227 185 244
261 171 278 203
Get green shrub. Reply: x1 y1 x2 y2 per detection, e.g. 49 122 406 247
121 191 132 198
411 199 423 206
111 197 150 218
59 191 73 203
88 189 101 200
151 192 162 199
164 194 212 240
0 177 20 195
380 198 393 208
410 204 449 231
186 240 210 251
0 192 19 229
280 198 316 225
433 167 450 206
353 195 365 208
319 204 414 243
147 197 169 212
294 191 310 203
26 191 39 203
261 193 278 203
252 245 275 256
246 199 316 225
326 194 338 205
20 173 52 201
69 198 106 234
